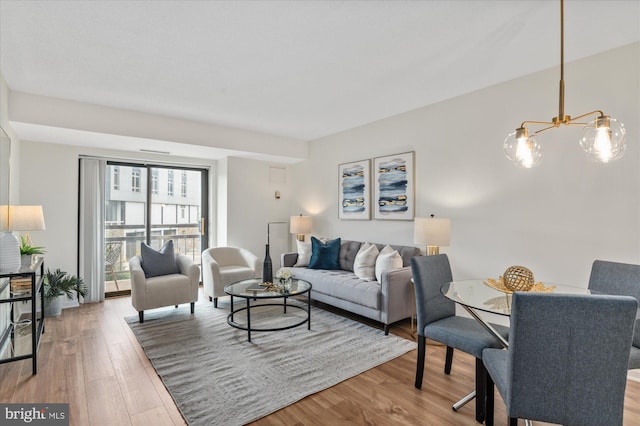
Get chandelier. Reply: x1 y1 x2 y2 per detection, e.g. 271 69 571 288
504 0 626 168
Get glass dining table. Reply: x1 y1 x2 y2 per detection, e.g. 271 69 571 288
441 279 592 347
440 279 592 413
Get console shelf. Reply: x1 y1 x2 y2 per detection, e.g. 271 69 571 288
0 257 45 374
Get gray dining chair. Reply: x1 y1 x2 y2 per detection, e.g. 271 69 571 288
483 292 637 426
411 254 509 423
588 259 640 369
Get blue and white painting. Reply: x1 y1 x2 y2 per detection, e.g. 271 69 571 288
339 160 370 220
374 152 414 220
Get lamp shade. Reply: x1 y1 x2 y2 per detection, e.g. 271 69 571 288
290 215 312 235
414 216 450 247
7 205 46 231
0 205 8 232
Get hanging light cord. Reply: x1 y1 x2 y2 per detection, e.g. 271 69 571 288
518 0 604 135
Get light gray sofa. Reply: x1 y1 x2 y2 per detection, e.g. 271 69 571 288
282 240 420 334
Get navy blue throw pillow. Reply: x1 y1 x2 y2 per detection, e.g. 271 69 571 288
308 237 341 270
140 240 180 278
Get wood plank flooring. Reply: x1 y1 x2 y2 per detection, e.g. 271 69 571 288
1 289 638 425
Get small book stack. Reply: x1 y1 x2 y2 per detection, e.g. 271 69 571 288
245 282 267 292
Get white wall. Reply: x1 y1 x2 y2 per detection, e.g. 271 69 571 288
221 157 293 271
290 43 640 288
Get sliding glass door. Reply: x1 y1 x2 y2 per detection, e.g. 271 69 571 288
104 162 208 296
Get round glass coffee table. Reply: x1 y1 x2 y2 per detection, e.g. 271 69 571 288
224 278 312 342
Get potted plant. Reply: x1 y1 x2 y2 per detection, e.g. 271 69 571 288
43 268 87 316
19 235 45 268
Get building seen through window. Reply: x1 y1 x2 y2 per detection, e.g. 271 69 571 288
132 168 141 193
104 164 204 295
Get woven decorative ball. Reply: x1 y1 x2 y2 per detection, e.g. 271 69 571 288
503 265 535 291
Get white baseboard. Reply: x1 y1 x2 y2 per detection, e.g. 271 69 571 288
628 369 640 382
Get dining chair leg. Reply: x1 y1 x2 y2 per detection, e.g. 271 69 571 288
444 346 454 374
485 370 494 426
475 358 486 423
415 335 426 389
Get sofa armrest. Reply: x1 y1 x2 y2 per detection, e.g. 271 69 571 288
379 266 414 324
239 248 261 277
201 251 222 297
176 255 201 286
129 256 147 310
281 252 299 268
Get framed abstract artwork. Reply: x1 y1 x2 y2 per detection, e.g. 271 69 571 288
338 159 371 220
373 152 415 220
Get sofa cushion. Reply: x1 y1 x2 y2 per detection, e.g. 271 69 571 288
294 239 312 267
140 240 180 278
375 245 403 282
339 240 362 272
292 267 380 310
309 237 341 270
353 242 379 281
373 243 420 267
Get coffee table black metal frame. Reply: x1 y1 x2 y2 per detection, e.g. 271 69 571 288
224 278 312 342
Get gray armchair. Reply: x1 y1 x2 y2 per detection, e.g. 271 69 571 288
202 247 260 308
483 292 637 426
588 259 640 369
411 254 509 423
129 254 200 323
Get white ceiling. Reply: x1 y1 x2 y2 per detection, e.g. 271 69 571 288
1 0 639 159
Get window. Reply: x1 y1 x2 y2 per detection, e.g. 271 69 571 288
112 167 120 190
152 169 159 194
132 168 141 193
102 162 208 298
181 171 187 197
167 170 174 196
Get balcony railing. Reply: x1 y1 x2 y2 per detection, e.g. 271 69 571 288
104 223 202 294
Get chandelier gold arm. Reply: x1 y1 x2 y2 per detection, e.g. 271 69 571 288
520 110 605 136
503 0 626 167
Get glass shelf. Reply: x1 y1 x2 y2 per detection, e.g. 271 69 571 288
0 257 45 374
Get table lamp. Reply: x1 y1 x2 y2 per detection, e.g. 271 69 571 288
414 214 450 256
11 205 46 247
0 205 46 271
290 214 312 242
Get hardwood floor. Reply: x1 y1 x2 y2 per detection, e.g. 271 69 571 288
1 289 639 425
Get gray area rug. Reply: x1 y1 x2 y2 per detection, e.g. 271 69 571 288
126 300 415 426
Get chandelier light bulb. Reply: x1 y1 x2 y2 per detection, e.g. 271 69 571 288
593 127 612 162
580 116 626 163
504 128 542 168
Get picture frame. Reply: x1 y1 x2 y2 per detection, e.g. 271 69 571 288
338 159 371 220
373 151 415 220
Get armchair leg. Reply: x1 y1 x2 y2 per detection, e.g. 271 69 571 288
509 418 518 426
138 311 144 323
485 367 495 426
209 296 212 302
214 297 218 308
384 324 390 335
175 305 178 308
444 346 454 375
190 302 195 314
475 358 486 423
415 335 426 389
